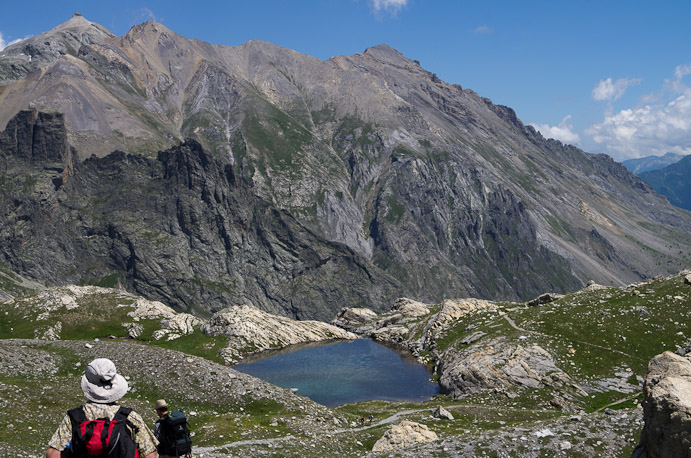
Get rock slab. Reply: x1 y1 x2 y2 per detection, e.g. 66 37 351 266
632 351 691 458
371 420 438 453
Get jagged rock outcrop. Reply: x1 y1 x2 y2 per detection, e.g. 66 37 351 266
0 110 402 320
201 304 358 364
632 351 691 458
371 420 438 453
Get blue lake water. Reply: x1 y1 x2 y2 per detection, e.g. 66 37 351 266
233 339 439 407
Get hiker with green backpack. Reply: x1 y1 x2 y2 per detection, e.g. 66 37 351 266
154 399 192 458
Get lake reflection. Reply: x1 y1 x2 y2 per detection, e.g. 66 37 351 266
233 339 439 407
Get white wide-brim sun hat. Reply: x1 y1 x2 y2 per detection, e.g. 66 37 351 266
81 358 129 403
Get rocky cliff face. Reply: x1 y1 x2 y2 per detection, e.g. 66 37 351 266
0 109 402 320
2 16 691 316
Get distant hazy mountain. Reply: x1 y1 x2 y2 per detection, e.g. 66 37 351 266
622 152 685 174
640 155 691 212
2 14 691 319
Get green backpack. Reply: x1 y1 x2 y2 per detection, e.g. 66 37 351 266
159 410 192 457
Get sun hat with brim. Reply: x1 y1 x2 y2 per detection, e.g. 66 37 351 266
81 358 129 403
155 399 168 410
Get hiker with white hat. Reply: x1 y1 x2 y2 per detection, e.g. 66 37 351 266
46 358 158 458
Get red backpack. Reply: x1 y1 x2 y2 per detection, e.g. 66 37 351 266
64 406 139 458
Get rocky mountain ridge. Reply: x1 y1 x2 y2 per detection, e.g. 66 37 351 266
2 16 691 317
622 152 686 174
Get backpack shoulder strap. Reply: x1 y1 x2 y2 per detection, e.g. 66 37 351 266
115 406 139 437
114 406 132 421
67 406 87 428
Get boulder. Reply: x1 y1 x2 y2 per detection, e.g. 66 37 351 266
684 274 691 285
335 307 377 324
124 322 144 339
632 351 691 458
528 292 564 306
152 313 203 341
391 297 430 317
433 405 454 420
127 298 176 320
429 298 497 334
331 307 378 332
371 325 409 343
371 420 438 453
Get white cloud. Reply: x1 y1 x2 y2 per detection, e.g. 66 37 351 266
664 64 691 93
585 89 691 159
369 0 408 15
592 77 642 102
585 64 691 159
674 64 691 80
0 32 23 51
530 115 581 145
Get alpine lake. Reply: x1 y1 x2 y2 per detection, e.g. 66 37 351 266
233 338 439 407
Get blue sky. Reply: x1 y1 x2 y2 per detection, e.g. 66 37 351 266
1 0 690 161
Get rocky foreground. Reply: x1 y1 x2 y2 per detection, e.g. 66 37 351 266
1 271 691 456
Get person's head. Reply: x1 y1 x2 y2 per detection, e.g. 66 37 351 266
81 358 129 404
155 399 168 418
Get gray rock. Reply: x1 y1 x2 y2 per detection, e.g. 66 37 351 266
124 323 144 339
528 293 564 306
438 338 565 397
433 405 454 420
633 351 691 458
371 421 438 453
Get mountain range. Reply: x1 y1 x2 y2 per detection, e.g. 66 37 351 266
1 13 691 319
621 152 685 174
640 154 691 212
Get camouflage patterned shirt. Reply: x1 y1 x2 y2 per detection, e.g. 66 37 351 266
48 402 158 456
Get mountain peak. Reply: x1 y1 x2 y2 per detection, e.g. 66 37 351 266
48 13 113 39
362 44 407 62
120 20 181 45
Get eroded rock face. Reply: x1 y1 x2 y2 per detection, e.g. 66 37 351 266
371 420 438 453
438 338 569 397
0 111 402 320
202 305 358 364
633 351 691 458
